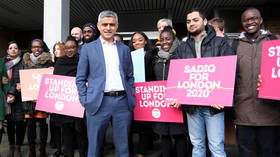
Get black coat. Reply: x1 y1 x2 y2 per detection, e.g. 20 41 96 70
50 54 83 128
148 43 188 135
5 57 25 121
174 24 234 115
131 47 158 134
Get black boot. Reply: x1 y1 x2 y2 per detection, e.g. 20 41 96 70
0 128 3 144
14 145 22 157
39 143 47 157
28 144 36 157
6 145 15 157
53 150 63 157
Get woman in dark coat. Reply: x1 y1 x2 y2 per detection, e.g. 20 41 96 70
5 41 26 157
151 26 189 157
128 32 158 157
49 42 65 157
51 36 88 157
20 39 53 157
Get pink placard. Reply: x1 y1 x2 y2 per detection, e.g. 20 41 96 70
36 74 84 118
19 68 53 101
133 81 183 123
165 56 237 107
259 39 280 100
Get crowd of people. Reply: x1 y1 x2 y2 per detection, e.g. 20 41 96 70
0 7 279 157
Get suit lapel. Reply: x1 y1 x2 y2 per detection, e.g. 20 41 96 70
116 42 123 65
96 39 106 74
116 42 125 77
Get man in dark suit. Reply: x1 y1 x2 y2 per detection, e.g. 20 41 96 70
76 10 136 157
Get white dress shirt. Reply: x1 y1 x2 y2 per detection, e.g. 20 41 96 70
100 37 125 92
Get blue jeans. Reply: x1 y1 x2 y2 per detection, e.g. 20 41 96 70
187 107 226 157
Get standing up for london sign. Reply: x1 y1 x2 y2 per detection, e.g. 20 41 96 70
36 74 84 118
259 39 280 100
165 56 237 106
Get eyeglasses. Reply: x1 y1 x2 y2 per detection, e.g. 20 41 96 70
31 46 42 49
242 16 261 23
64 46 77 50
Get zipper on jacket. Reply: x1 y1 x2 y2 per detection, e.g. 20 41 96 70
162 59 166 80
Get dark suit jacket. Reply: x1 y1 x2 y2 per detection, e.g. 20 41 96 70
76 38 136 115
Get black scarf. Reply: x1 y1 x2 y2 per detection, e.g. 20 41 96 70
53 54 79 77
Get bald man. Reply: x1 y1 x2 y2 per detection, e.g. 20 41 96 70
234 8 280 157
71 27 83 45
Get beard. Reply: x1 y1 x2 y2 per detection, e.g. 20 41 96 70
84 36 94 43
188 24 205 37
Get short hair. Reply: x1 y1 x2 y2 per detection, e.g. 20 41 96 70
157 18 173 27
128 32 153 51
160 26 176 41
31 39 43 47
30 39 50 52
65 36 78 47
208 18 225 31
186 8 206 20
98 10 118 24
71 27 82 34
242 7 262 18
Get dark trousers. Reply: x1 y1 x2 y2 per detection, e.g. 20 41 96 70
62 123 88 157
236 125 278 157
7 120 26 145
137 133 153 155
27 118 48 155
53 125 62 151
161 134 188 157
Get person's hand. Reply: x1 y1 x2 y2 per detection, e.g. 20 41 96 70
171 101 181 109
16 83 21 92
7 94 15 103
2 76 8 84
211 104 224 110
257 74 262 91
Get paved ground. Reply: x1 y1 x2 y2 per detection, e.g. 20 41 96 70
0 120 240 157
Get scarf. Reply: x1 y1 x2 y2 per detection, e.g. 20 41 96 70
30 53 42 64
157 38 180 60
53 54 79 77
5 56 21 78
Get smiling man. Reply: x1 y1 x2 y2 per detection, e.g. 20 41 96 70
174 8 234 157
82 23 98 43
76 10 135 157
71 27 83 45
234 8 280 157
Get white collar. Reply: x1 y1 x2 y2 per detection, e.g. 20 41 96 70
100 37 116 45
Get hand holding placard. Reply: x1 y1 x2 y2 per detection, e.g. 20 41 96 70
259 40 280 100
165 56 237 107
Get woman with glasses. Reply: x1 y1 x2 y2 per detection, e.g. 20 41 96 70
19 39 53 157
52 36 88 157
